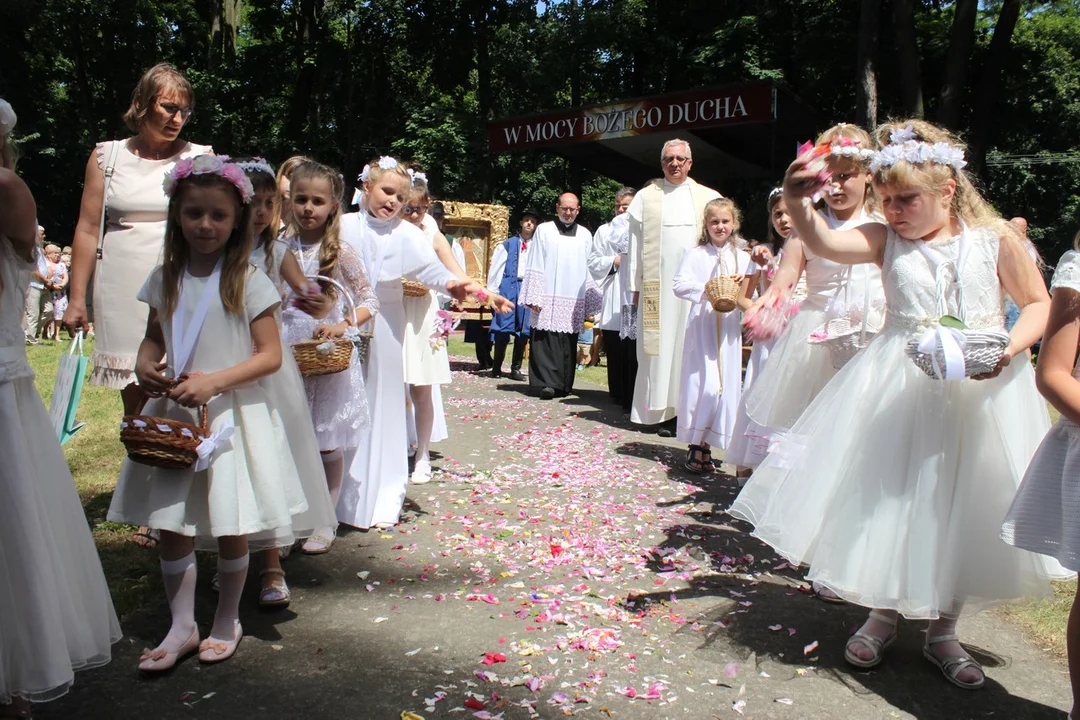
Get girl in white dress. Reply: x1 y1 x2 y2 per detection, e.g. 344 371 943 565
280 160 378 555
400 170 468 484
0 101 120 717
673 198 754 473
241 159 339 606
729 120 1066 690
742 123 885 433
337 157 501 530
727 190 793 477
1001 242 1080 715
108 155 309 670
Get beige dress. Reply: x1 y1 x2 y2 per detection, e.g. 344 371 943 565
89 138 213 388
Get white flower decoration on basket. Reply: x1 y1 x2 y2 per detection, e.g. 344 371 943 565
903 316 1010 380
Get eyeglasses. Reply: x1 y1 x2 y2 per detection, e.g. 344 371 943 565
158 102 193 120
403 205 426 215
662 155 690 164
557 206 580 213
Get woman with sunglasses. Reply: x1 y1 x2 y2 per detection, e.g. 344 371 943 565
63 63 211 550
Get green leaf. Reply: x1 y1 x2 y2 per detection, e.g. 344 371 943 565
939 315 968 329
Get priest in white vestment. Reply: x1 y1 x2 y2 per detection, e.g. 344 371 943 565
588 187 637 411
626 139 721 432
519 193 601 400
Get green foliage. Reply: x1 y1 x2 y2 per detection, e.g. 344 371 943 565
3 0 1080 249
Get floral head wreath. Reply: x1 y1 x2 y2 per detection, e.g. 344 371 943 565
234 157 276 178
163 154 255 204
407 168 428 187
358 156 400 183
868 125 968 174
0 99 16 137
829 136 874 161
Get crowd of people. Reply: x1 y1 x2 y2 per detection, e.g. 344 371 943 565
5 59 1080 719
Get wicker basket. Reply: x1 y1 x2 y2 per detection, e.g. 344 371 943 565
905 328 1010 379
291 274 362 378
705 276 740 313
121 401 209 469
808 317 877 370
401 279 430 297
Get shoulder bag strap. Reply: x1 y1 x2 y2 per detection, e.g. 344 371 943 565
95 141 121 259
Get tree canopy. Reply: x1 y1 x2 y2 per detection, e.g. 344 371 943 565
3 0 1080 256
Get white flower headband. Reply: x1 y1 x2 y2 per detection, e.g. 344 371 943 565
358 156 400 183
407 168 427 187
0 99 16 137
868 125 968 174
235 158 276 178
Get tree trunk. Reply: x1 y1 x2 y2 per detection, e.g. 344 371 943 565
474 0 494 201
938 0 978 128
968 0 1022 174
68 5 96 138
286 0 321 143
209 0 222 70
855 0 880 128
892 0 924 118
568 0 583 197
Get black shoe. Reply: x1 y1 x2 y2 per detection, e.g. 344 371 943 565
539 387 556 400
657 422 676 438
491 368 503 378
508 370 526 381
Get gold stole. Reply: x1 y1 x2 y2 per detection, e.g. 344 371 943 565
640 177 715 355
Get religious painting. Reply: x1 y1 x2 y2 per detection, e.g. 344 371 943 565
440 201 510 316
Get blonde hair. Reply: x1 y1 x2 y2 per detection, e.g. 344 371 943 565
160 173 254 319
817 122 877 214
237 158 279 276
288 160 345 297
873 119 1013 241
698 198 742 245
123 64 194 133
362 156 412 189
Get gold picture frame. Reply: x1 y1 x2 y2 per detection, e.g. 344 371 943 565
441 201 510 317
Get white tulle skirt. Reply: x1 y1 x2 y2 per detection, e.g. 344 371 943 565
1002 418 1080 572
0 377 121 703
743 307 835 431
726 337 778 469
729 327 1067 619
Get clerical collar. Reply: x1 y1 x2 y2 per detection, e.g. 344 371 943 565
554 219 578 236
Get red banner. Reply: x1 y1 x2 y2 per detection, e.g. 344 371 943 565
489 83 775 153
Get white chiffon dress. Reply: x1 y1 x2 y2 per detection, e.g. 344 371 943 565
1002 250 1080 571
726 264 778 468
107 266 309 550
730 226 1067 618
0 236 120 704
673 243 752 447
743 209 884 431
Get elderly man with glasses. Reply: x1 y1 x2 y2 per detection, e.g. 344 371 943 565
519 193 602 400
626 138 721 436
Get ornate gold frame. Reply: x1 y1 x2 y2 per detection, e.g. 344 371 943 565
441 201 510 317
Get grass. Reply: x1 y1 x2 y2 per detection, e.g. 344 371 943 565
26 332 1077 655
445 333 610 388
27 336 162 619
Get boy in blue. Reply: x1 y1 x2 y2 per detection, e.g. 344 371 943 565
487 207 539 379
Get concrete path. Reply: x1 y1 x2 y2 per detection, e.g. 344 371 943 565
41 359 1072 719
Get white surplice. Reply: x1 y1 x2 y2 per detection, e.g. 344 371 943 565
673 243 752 447
519 221 599 333
587 219 623 332
626 180 721 424
338 211 456 529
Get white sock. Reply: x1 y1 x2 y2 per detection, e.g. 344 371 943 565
160 552 198 650
210 553 249 641
322 448 344 506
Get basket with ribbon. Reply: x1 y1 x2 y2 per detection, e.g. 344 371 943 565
704 249 741 313
120 384 233 470
291 274 370 377
807 265 883 369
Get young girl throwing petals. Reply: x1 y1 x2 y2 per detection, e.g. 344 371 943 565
674 198 754 473
1001 240 1080 716
730 120 1068 690
742 123 885 434
240 158 339 606
107 155 309 670
281 160 378 555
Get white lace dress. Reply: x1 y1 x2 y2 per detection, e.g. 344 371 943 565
743 209 884 431
730 226 1067 618
1002 250 1080 571
0 236 120 703
281 237 377 451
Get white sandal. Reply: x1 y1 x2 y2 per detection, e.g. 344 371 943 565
923 633 985 690
258 568 291 608
844 610 898 669
301 532 335 555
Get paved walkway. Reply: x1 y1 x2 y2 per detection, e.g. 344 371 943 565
41 359 1072 719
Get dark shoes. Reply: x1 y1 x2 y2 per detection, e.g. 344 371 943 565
539 387 556 400
508 370 526 381
656 421 676 438
491 368 503 378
